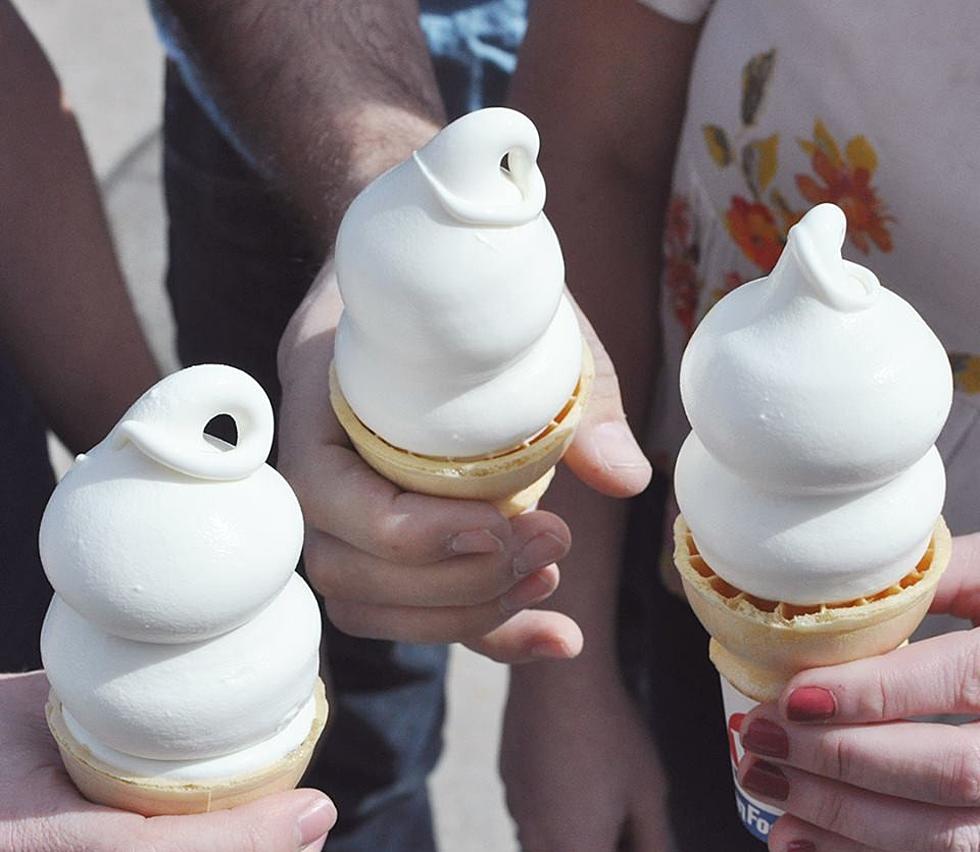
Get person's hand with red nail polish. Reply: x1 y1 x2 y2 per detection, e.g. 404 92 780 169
735 532 980 852
277 264 649 662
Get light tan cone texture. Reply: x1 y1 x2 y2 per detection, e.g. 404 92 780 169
46 678 328 816
329 343 595 518
674 515 952 702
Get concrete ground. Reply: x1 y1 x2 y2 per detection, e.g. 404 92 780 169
18 2 516 849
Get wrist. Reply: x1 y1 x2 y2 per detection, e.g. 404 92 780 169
510 641 624 699
302 105 442 249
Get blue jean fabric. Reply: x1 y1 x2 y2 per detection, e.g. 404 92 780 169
420 0 528 118
0 355 55 674
154 3 527 849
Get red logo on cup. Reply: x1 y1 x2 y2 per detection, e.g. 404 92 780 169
727 712 746 765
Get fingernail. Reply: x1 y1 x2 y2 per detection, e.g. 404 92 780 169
740 759 789 801
512 532 568 576
530 639 570 659
296 798 335 847
742 718 789 759
787 686 837 722
448 529 504 556
501 569 555 612
787 841 816 852
594 421 647 470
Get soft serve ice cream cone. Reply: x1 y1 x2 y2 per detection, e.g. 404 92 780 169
40 365 327 816
329 107 593 517
671 203 953 840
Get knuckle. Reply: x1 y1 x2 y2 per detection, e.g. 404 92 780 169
817 730 855 782
939 740 980 806
369 509 422 564
811 787 850 835
956 630 980 711
850 668 891 721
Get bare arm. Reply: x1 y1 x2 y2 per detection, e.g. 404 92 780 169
0 3 158 452
510 0 699 681
502 3 701 848
156 0 447 247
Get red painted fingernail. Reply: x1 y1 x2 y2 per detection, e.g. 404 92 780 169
741 759 789 801
787 841 816 852
787 686 837 722
742 718 789 759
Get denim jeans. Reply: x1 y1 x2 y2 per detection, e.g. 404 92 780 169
157 3 528 849
0 355 55 674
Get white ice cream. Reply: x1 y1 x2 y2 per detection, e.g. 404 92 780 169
333 107 583 457
675 204 952 604
40 365 321 771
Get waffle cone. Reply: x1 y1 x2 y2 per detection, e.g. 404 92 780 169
674 515 952 702
46 678 328 816
329 344 595 517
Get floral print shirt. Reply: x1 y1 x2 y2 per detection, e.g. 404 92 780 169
639 0 980 547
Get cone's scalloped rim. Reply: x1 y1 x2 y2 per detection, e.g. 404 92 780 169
46 678 328 814
673 513 952 630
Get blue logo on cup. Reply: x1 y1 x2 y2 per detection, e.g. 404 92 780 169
733 783 780 842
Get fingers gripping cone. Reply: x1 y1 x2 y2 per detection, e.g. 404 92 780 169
330 108 592 516
671 204 955 843
674 514 951 843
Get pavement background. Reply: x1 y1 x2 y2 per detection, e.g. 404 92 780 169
16 2 517 848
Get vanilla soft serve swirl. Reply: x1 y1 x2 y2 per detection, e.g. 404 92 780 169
675 204 952 604
40 365 320 765
333 107 583 457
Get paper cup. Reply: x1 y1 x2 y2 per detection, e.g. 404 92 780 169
719 676 784 843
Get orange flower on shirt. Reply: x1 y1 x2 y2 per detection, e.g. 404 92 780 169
725 196 784 272
663 195 702 336
796 120 893 254
950 353 980 395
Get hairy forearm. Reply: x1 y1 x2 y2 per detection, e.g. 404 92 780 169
0 3 158 452
509 0 700 679
158 0 446 247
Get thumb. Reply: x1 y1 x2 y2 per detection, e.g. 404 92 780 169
140 789 336 852
564 303 652 498
930 531 980 622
